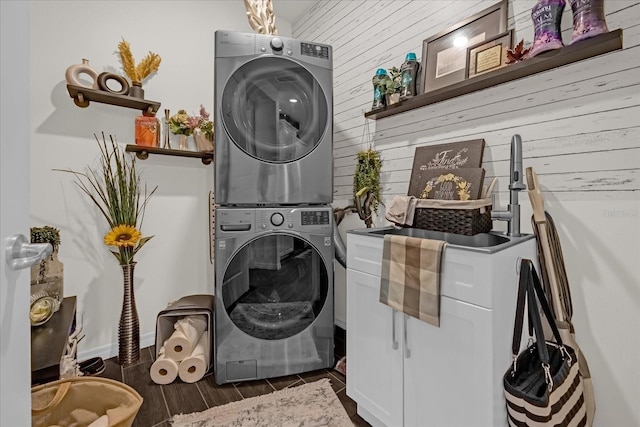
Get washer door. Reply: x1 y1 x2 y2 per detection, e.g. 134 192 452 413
221 233 329 340
221 57 329 163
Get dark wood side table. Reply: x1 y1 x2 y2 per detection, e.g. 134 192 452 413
31 296 76 385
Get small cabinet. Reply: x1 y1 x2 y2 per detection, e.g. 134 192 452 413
346 232 536 427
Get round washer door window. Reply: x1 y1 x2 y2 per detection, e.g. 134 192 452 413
221 56 329 163
221 234 329 340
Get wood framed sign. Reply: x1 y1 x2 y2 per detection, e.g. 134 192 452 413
407 139 485 197
408 168 486 200
410 139 485 171
466 30 513 78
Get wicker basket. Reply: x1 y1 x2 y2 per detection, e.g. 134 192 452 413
412 198 492 236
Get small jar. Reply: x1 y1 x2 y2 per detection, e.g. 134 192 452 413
135 115 160 147
65 59 99 89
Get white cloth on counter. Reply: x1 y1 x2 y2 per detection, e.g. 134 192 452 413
385 196 418 226
178 333 210 383
164 315 207 361
150 346 179 385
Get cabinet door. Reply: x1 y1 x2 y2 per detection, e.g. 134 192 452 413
346 269 403 427
403 297 494 427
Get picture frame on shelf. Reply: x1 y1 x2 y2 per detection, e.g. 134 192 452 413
466 30 513 78
420 0 508 93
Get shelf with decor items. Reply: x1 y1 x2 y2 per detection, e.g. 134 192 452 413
66 85 161 116
125 145 214 165
31 296 77 385
365 29 623 120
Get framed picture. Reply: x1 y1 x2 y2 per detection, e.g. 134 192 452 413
466 30 513 78
420 0 508 93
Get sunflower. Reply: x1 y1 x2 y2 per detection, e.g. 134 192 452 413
58 133 156 265
104 225 142 248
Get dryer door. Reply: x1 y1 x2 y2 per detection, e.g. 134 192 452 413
221 57 329 163
221 233 329 340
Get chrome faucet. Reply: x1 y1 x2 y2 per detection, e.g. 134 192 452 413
491 134 526 237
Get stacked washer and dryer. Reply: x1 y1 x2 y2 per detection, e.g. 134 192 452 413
213 31 334 384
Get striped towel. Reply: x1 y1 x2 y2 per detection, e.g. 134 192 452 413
379 234 447 327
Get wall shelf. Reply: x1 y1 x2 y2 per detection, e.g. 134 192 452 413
66 85 161 116
125 145 214 165
365 29 623 120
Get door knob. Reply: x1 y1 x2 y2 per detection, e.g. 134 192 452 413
5 234 52 270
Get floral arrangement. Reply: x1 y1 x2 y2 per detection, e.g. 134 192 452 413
169 105 214 139
117 38 161 85
59 133 157 265
168 109 193 136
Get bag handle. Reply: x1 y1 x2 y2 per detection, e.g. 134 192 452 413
32 381 72 413
511 259 530 357
529 262 565 349
511 260 569 377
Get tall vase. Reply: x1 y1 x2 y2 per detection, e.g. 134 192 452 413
118 263 140 365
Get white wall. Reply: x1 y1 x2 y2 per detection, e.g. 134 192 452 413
29 1 294 360
293 0 639 425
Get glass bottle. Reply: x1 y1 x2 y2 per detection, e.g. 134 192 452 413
135 115 160 147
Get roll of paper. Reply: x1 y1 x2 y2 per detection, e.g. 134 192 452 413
178 333 210 383
149 346 179 385
164 315 207 361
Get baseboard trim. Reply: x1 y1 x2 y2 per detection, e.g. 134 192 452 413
77 331 155 361
334 318 346 330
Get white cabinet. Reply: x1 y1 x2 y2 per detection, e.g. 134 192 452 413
346 231 537 427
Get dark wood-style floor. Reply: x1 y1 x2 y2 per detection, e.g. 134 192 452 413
99 327 370 426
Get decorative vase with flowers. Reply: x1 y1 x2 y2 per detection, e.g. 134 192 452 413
117 38 161 99
192 105 215 152
169 106 215 151
58 133 157 365
169 109 194 150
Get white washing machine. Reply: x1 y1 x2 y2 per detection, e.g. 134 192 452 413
214 206 334 384
214 30 333 205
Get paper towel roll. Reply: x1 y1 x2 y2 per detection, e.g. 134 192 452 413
149 346 179 385
178 333 210 383
165 315 207 361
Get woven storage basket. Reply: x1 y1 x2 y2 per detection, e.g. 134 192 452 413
412 198 492 236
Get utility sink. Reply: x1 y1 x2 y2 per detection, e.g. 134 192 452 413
349 227 534 253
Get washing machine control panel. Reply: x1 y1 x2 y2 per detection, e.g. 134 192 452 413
301 42 330 60
301 210 330 226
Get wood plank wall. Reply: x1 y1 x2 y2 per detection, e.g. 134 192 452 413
294 0 639 203
293 1 640 425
